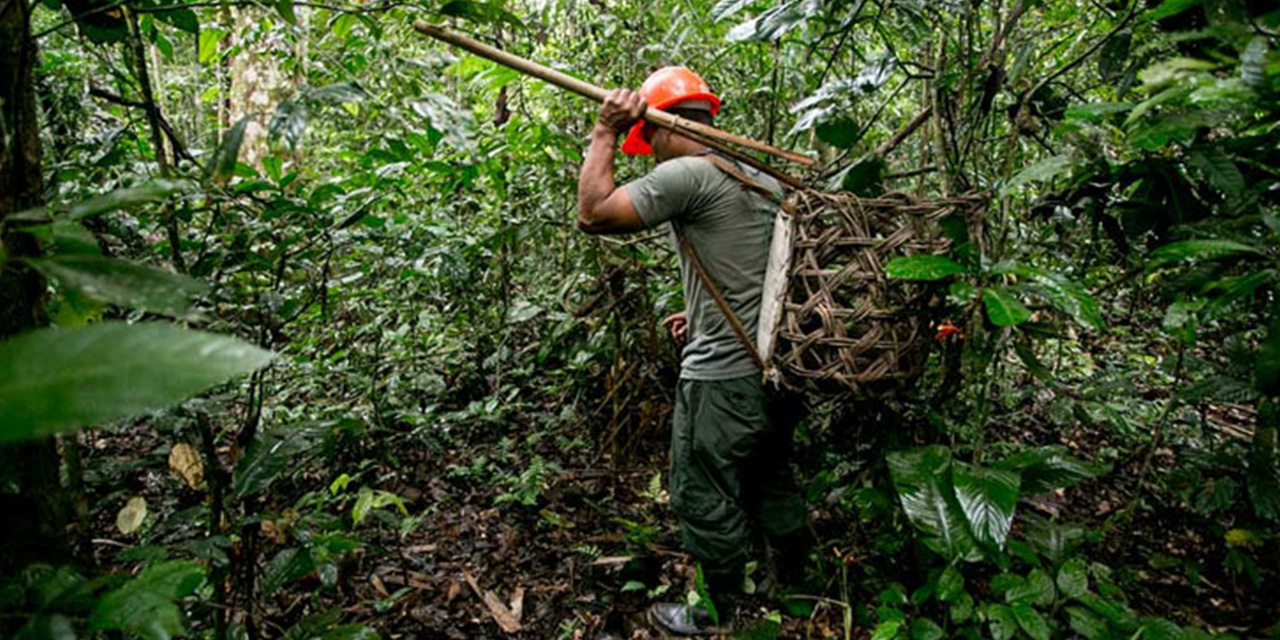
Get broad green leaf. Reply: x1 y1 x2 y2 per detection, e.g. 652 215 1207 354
982 287 1032 327
68 181 187 220
280 611 381 640
950 591 975 623
1005 155 1075 191
266 548 315 595
1077 592 1136 626
1098 33 1132 83
734 614 781 640
887 446 979 561
1139 617 1184 640
1007 569 1055 606
1057 559 1089 599
1148 0 1207 20
1162 300 1201 332
0 323 274 442
75 15 128 43
410 93 476 152
1187 147 1244 198
996 446 1110 495
1148 239 1262 268
1023 514 1086 565
870 620 902 640
1242 36 1269 88
330 12 359 39
1128 112 1211 150
307 81 368 104
352 488 409 525
471 63 520 92
1202 270 1276 320
885 255 965 281
154 7 198 33
937 565 964 602
840 156 886 197
816 117 859 149
280 611 344 640
852 52 897 93
1246 399 1280 521
317 626 381 640
1125 84 1192 126
711 0 756 21
206 117 250 184
727 0 818 42
792 78 864 141
1257 313 1280 395
1064 102 1132 122
1065 607 1111 640
90 561 205 640
507 300 543 323
276 0 297 24
1011 601 1051 640
1014 340 1053 380
952 462 1020 552
1138 58 1216 89
198 28 225 64
982 603 1018 640
29 255 206 318
949 280 979 304
1012 267 1103 329
13 613 76 640
50 219 99 254
438 0 523 27
911 618 944 640
233 424 326 501
269 100 309 151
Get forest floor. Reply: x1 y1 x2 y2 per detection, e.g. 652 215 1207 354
80 390 1274 640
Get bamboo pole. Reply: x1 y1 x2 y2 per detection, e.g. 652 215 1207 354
412 21 815 170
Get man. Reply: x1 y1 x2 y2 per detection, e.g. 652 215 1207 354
576 66 811 636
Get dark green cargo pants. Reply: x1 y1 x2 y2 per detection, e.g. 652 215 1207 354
669 374 808 572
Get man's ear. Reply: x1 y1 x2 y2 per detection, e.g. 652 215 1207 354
651 129 669 157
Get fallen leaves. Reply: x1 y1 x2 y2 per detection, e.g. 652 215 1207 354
168 442 204 489
464 572 524 634
116 496 147 534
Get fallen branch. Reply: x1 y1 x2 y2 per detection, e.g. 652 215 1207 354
463 572 523 634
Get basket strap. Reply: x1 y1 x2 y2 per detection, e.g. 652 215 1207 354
697 153 788 204
673 224 765 370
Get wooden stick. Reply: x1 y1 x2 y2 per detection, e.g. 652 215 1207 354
875 105 933 158
685 128 806 189
412 21 815 168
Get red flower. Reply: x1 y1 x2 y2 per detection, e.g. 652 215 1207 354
935 321 963 342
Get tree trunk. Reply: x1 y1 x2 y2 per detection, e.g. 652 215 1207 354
227 7 290 169
0 0 68 571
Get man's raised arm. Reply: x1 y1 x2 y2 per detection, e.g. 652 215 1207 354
576 89 647 235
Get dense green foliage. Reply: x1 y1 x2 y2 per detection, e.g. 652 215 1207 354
1 0 1278 637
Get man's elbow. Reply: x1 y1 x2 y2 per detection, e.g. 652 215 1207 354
576 208 606 235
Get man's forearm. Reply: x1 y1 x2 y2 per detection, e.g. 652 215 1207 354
577 124 620 224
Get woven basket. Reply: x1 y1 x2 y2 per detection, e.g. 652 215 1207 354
758 190 987 398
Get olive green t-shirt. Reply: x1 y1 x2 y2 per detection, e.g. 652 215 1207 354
626 154 783 381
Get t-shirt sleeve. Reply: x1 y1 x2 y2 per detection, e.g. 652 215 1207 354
625 158 704 229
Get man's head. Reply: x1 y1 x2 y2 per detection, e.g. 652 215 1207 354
622 67 720 162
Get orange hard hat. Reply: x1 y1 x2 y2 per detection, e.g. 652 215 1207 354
621 66 721 155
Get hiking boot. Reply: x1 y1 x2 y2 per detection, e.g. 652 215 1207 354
646 602 729 637
767 527 815 591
